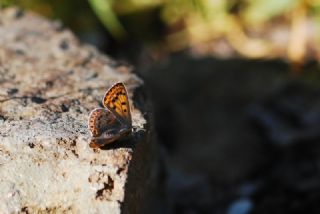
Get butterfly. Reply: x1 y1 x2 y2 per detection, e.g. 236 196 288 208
88 82 132 148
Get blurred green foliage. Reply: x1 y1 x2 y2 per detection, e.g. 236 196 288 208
244 0 300 23
2 0 320 63
88 0 127 39
1 0 99 33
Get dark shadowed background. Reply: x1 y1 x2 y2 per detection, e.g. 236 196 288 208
3 0 320 213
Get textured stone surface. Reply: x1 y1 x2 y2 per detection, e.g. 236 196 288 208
0 8 151 213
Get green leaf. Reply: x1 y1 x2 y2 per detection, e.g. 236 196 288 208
88 0 127 40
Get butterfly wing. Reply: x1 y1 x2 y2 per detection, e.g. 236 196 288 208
89 127 132 148
88 83 133 148
88 108 121 137
102 82 132 126
88 107 131 148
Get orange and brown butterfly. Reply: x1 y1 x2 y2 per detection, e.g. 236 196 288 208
88 82 132 148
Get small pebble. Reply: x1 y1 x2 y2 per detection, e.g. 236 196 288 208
227 198 253 214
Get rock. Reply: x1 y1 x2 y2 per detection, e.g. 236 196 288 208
0 7 153 214
140 55 289 183
166 169 214 214
248 83 320 147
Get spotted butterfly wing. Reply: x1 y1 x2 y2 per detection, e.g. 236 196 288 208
89 127 131 148
88 108 130 148
88 108 120 137
102 82 132 127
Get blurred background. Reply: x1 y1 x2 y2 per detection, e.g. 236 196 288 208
3 0 320 213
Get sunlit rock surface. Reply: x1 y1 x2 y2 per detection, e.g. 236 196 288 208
0 8 153 214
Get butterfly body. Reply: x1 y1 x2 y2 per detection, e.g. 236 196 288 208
88 83 132 148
